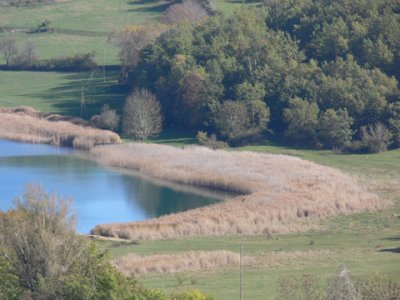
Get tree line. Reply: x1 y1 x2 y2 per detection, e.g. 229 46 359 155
117 0 400 152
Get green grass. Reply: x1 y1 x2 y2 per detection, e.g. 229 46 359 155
0 69 128 117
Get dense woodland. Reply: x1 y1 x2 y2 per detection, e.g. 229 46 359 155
116 0 400 152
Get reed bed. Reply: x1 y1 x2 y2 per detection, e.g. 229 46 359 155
0 107 121 149
113 250 240 276
90 143 386 240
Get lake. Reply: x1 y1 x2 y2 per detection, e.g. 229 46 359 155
0 140 220 233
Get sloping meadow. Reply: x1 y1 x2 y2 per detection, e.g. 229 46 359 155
91 143 386 240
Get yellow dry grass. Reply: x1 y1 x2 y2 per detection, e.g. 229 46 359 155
90 143 386 240
113 249 345 276
0 107 121 149
113 250 239 276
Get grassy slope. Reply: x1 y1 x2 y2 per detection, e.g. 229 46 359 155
0 69 128 116
97 146 400 300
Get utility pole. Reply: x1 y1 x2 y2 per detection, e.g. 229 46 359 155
81 87 87 120
103 48 106 83
240 244 243 300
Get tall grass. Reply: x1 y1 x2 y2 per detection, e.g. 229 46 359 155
0 107 121 149
113 250 239 276
90 143 386 239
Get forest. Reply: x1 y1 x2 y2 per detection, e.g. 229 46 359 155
115 0 400 152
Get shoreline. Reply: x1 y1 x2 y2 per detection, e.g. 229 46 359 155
0 107 388 240
90 143 387 240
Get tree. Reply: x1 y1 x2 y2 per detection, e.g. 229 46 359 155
0 37 18 66
326 268 361 300
215 100 248 139
160 0 209 25
234 81 270 133
360 122 392 153
110 23 168 80
283 97 319 145
317 108 353 149
123 89 163 140
0 184 179 299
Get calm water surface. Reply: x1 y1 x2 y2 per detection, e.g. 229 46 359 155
0 140 219 233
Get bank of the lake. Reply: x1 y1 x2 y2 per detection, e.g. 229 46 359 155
90 143 385 240
0 140 220 233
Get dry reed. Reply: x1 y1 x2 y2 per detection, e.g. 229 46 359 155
113 250 239 276
90 143 386 240
0 107 121 149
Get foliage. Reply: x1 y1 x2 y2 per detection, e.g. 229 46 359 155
360 122 392 153
172 289 213 300
0 37 18 66
117 2 400 149
276 273 323 300
0 39 97 71
317 108 353 149
160 0 209 25
123 89 163 140
90 104 120 132
276 269 400 300
196 131 227 149
283 97 319 145
0 184 196 299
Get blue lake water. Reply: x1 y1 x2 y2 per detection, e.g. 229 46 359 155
0 140 219 233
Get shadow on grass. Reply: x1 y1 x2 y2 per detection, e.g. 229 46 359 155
379 247 400 254
127 0 169 13
26 69 129 118
382 236 400 241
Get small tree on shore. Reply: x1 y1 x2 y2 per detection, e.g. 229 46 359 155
123 89 163 140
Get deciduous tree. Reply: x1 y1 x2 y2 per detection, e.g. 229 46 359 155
123 89 163 140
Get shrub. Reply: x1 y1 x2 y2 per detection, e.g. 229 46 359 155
90 104 120 132
172 289 213 300
0 184 170 299
357 274 400 300
276 273 323 300
196 131 228 149
360 122 392 153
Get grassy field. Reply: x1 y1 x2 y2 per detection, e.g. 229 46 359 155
95 145 400 299
0 0 245 117
0 69 128 116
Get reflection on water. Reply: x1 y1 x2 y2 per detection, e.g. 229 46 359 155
0 140 220 233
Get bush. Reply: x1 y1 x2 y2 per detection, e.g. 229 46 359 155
360 122 392 153
0 184 171 299
276 273 323 300
172 289 213 300
196 131 228 149
357 274 400 300
90 104 120 132
6 52 97 71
